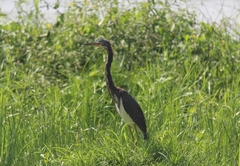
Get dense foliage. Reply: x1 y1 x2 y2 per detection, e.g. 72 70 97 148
0 0 239 165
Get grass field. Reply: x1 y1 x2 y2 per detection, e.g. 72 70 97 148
0 0 240 165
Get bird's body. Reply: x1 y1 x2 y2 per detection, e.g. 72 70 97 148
83 38 147 141
116 90 147 139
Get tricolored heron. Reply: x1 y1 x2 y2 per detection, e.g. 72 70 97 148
83 38 147 143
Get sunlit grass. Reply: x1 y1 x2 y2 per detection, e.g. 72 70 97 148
0 0 240 165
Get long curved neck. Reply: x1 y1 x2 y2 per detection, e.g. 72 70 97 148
105 44 119 102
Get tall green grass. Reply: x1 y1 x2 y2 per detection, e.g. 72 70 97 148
0 0 239 165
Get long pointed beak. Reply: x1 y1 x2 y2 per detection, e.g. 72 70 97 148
82 42 101 47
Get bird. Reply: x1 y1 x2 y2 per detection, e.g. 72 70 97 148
83 38 147 143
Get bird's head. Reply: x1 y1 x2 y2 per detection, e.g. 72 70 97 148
82 38 111 48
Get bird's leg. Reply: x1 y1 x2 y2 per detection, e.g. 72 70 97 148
128 126 135 144
133 125 139 145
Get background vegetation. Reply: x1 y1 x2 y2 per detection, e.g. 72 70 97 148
0 0 239 165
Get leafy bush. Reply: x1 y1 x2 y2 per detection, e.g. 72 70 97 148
0 0 239 165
